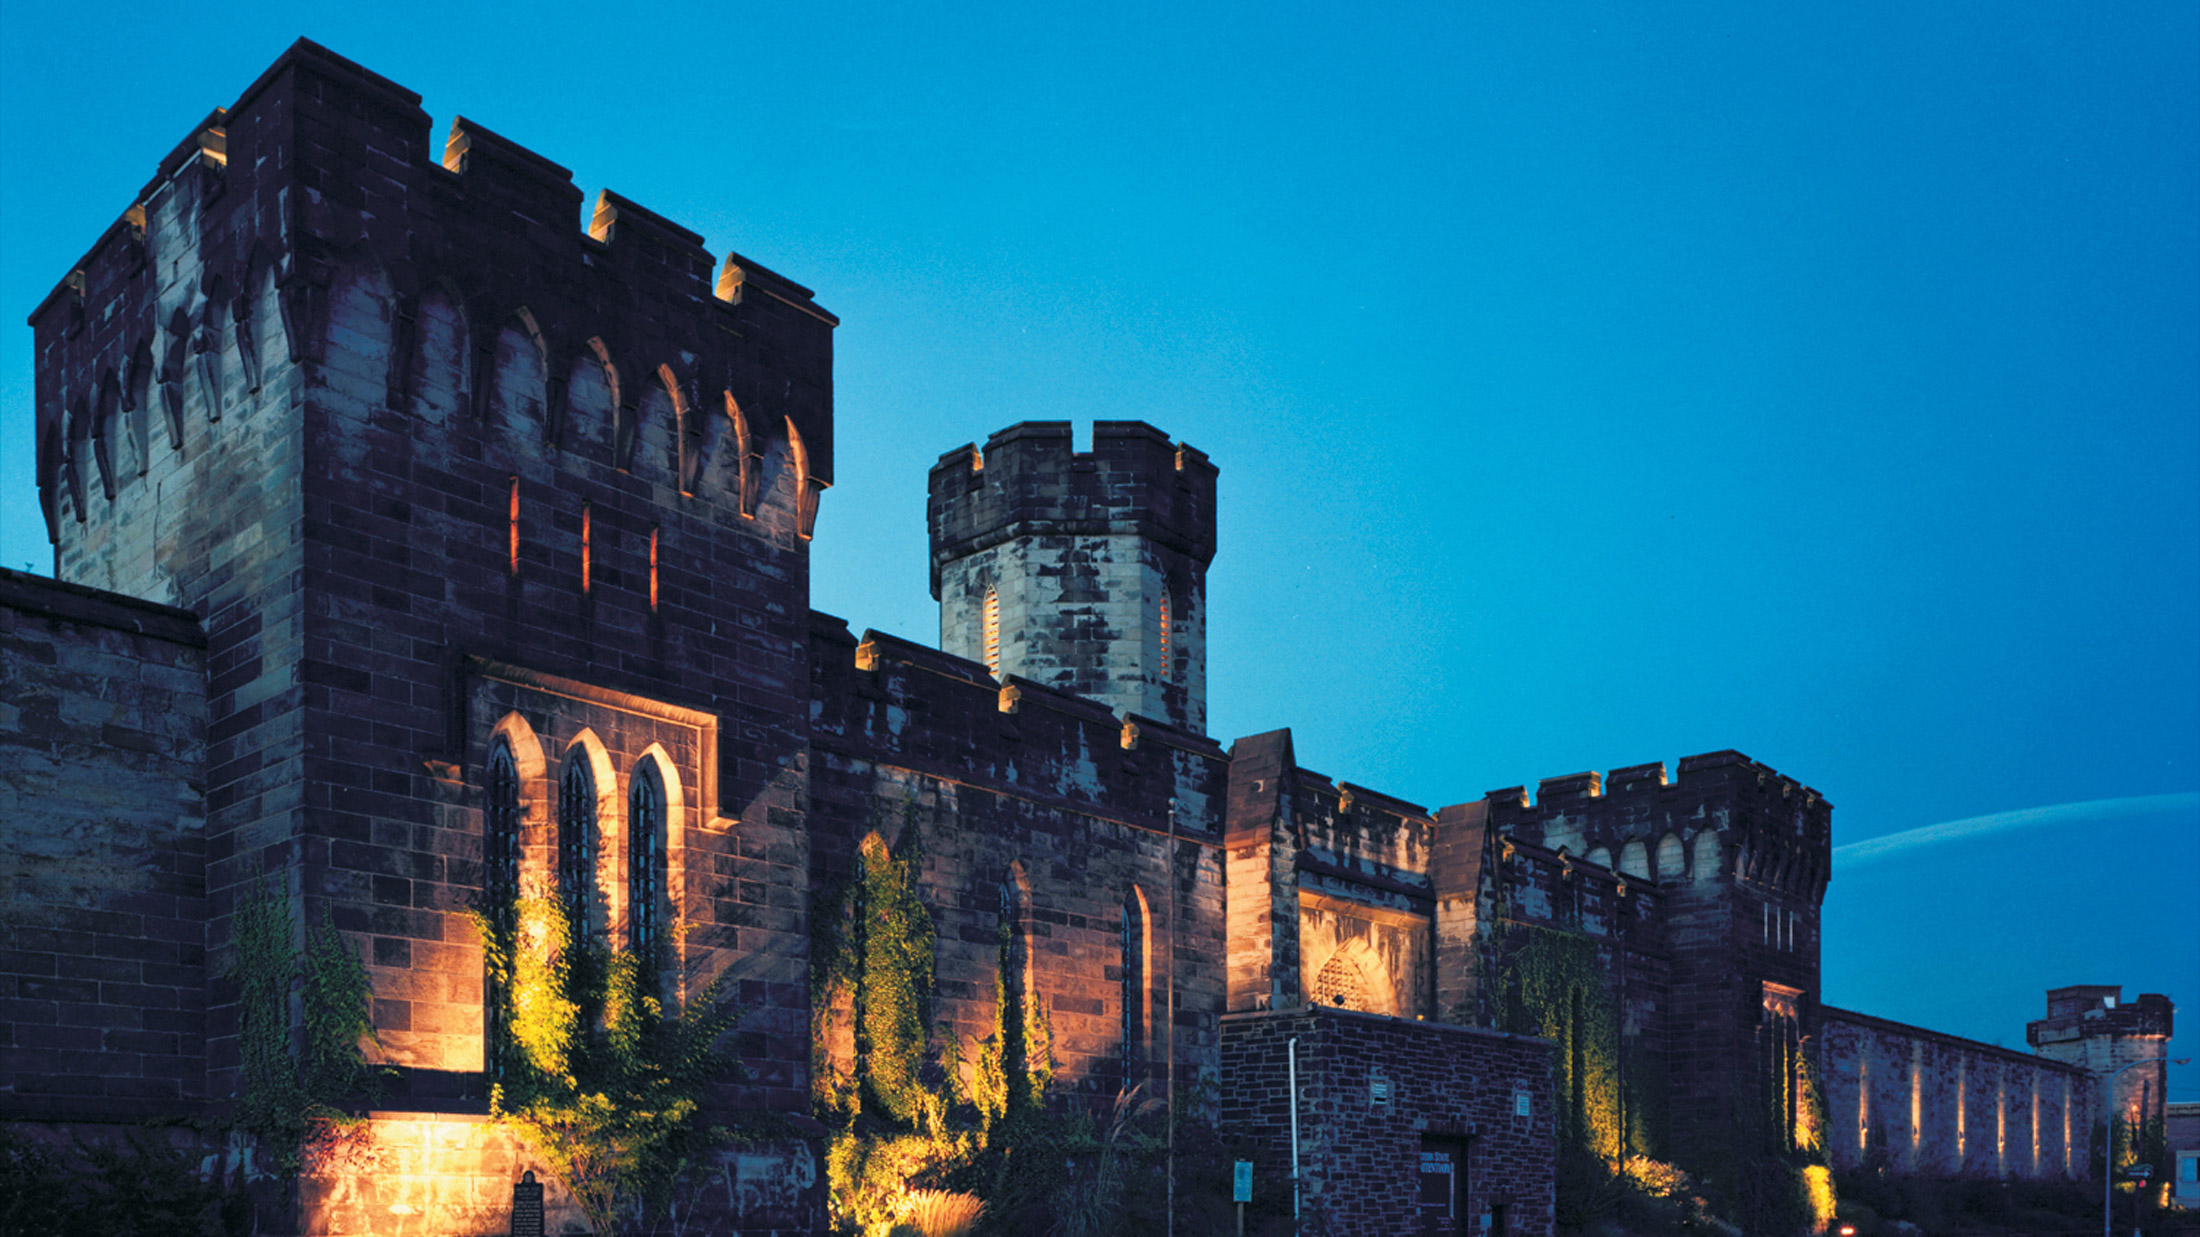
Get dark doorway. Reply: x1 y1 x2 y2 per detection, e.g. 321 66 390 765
1419 1137 1468 1235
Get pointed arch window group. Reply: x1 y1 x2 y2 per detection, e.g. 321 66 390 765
481 725 673 1017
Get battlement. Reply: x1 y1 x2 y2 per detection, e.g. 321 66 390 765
2028 985 2176 1046
807 611 1227 839
926 420 1218 594
1485 750 1832 902
31 38 835 564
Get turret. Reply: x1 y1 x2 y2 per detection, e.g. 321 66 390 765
2028 985 2176 1151
928 420 1217 731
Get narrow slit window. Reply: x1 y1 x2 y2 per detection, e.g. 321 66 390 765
649 525 660 611
1121 891 1147 1085
580 502 593 593
1158 590 1171 680
507 477 521 574
983 588 1001 677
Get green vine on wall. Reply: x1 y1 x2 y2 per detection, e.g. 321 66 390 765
473 893 745 1235
229 875 382 1174
1483 917 1628 1168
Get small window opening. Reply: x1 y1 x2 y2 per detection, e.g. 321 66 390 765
983 588 1001 677
580 502 593 594
648 525 660 611
1158 590 1171 680
507 477 521 574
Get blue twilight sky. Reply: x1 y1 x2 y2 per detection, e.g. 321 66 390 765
1 5 2193 1096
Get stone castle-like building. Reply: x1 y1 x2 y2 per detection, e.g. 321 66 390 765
2 39 2175 1237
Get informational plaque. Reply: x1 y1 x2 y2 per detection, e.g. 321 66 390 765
511 1169 545 1237
1233 1160 1253 1203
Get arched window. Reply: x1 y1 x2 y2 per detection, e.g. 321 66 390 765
486 742 520 909
629 761 666 966
983 588 1001 677
1121 890 1148 1085
484 741 520 1075
559 756 597 931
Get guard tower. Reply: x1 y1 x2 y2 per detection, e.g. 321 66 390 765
928 421 1217 731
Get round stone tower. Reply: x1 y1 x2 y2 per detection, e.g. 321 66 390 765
928 420 1218 732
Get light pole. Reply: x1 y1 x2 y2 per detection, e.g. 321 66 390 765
2100 1055 2188 1237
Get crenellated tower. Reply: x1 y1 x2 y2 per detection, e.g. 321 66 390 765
26 36 834 1115
1480 751 1835 1168
928 420 1217 732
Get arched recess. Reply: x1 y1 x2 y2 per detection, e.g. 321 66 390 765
624 744 685 994
489 310 549 445
323 254 395 447
63 398 89 521
1691 829 1723 886
557 729 619 941
160 307 191 449
1584 846 1612 871
36 419 62 540
125 339 153 478
1121 886 1152 1085
193 273 227 422
694 391 750 511
92 370 121 501
629 368 678 481
487 711 554 901
411 281 470 426
1618 840 1651 880
565 339 619 462
656 365 701 493
1311 935 1396 1017
786 416 822 539
1654 833 1686 882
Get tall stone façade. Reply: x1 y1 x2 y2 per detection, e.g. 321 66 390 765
4 34 2177 1237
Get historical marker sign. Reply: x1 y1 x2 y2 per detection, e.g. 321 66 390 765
1234 1160 1253 1203
511 1169 545 1237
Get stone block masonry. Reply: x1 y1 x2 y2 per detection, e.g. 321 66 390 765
1822 1007 2093 1180
0 568 207 1122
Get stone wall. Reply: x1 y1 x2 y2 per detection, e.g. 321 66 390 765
0 568 207 1122
1820 1007 2092 1179
1219 1007 1557 1237
809 618 1229 1103
1487 752 1831 1169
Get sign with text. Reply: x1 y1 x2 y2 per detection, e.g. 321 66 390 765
511 1169 544 1237
1233 1160 1253 1203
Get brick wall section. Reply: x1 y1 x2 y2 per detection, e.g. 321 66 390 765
1220 1007 1557 1237
0 568 207 1121
810 617 1228 1103
1821 1007 2093 1179
929 421 1217 731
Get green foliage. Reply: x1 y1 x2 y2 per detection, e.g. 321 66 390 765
477 893 746 1235
0 1128 251 1237
857 832 938 1129
229 875 382 1173
1485 918 1627 1168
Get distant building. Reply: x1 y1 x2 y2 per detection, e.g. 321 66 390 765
2 36 2175 1237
